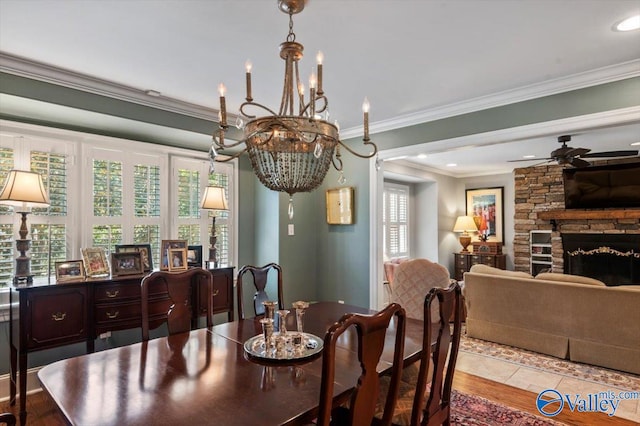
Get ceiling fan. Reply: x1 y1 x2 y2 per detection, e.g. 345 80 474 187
509 135 639 168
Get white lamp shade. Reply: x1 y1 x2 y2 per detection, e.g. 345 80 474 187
453 215 478 233
0 170 50 209
201 186 228 210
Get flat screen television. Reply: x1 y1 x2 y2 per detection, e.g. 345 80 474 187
563 162 640 209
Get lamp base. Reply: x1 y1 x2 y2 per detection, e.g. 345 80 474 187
459 234 472 253
14 239 33 284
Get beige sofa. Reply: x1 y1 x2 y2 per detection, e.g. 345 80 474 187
463 264 640 375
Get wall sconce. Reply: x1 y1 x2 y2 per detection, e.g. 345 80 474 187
200 186 228 269
453 215 478 253
0 170 50 284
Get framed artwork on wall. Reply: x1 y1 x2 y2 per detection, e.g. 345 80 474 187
466 187 504 243
326 187 354 225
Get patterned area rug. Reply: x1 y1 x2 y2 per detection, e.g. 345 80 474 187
451 390 564 425
459 334 640 391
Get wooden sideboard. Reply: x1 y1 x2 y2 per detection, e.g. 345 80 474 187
8 266 234 425
454 252 506 281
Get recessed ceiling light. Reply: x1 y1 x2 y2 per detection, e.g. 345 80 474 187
614 15 640 32
523 154 536 159
417 154 428 159
145 90 161 97
631 141 640 146
446 163 457 167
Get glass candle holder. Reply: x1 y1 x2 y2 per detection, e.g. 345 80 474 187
292 301 309 334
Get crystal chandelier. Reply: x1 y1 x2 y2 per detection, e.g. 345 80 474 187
210 0 378 218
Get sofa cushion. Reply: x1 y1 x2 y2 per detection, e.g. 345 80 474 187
468 264 533 279
535 272 606 286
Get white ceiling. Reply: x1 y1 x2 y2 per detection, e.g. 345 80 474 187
1 0 639 177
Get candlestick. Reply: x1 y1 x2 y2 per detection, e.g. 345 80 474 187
362 97 370 141
316 51 324 95
218 83 227 128
245 60 253 102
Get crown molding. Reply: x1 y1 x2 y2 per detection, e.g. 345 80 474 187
342 59 640 139
0 52 220 122
2 52 638 140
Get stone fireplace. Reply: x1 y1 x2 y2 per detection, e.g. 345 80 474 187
513 161 640 284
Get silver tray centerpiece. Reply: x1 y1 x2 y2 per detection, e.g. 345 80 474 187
244 332 323 364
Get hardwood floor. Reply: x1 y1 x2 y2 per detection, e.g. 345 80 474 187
1 371 636 425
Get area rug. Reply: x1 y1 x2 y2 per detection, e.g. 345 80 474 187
451 390 564 425
459 334 640 391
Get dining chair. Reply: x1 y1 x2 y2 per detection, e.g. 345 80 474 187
316 303 406 426
377 282 463 426
236 263 284 319
390 258 451 322
140 267 213 341
0 413 16 426
389 258 451 387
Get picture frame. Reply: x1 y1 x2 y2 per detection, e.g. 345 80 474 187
187 245 203 268
160 240 188 270
466 187 504 243
55 260 85 282
81 247 110 277
111 252 144 276
326 187 354 225
168 248 188 271
115 243 153 272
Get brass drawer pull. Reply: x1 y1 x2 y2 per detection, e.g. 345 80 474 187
106 290 119 298
213 289 220 297
52 312 66 322
106 311 119 319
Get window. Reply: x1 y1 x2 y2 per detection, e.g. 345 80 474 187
0 133 75 282
0 120 237 286
383 182 409 259
172 157 234 267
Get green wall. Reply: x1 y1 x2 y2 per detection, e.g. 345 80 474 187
1 73 638 375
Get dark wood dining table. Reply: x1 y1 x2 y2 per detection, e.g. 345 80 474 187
37 301 425 426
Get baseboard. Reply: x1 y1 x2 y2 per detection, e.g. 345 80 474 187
0 367 43 402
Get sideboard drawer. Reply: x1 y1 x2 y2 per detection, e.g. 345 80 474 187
26 287 88 350
94 283 140 302
95 301 140 324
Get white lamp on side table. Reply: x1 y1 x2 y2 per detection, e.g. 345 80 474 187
0 170 50 284
453 215 478 253
200 186 228 269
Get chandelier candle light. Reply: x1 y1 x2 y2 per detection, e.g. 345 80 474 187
210 0 378 219
0 170 50 284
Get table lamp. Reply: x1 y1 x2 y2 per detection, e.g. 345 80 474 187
453 215 478 253
200 186 228 268
0 170 50 284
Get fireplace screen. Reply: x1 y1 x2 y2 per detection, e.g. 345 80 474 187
562 234 640 286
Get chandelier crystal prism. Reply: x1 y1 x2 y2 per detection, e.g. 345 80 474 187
210 0 378 202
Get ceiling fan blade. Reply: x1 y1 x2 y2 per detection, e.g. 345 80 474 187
565 148 590 157
580 150 639 158
569 157 590 168
507 157 552 163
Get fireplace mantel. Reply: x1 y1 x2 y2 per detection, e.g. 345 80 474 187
538 209 640 230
